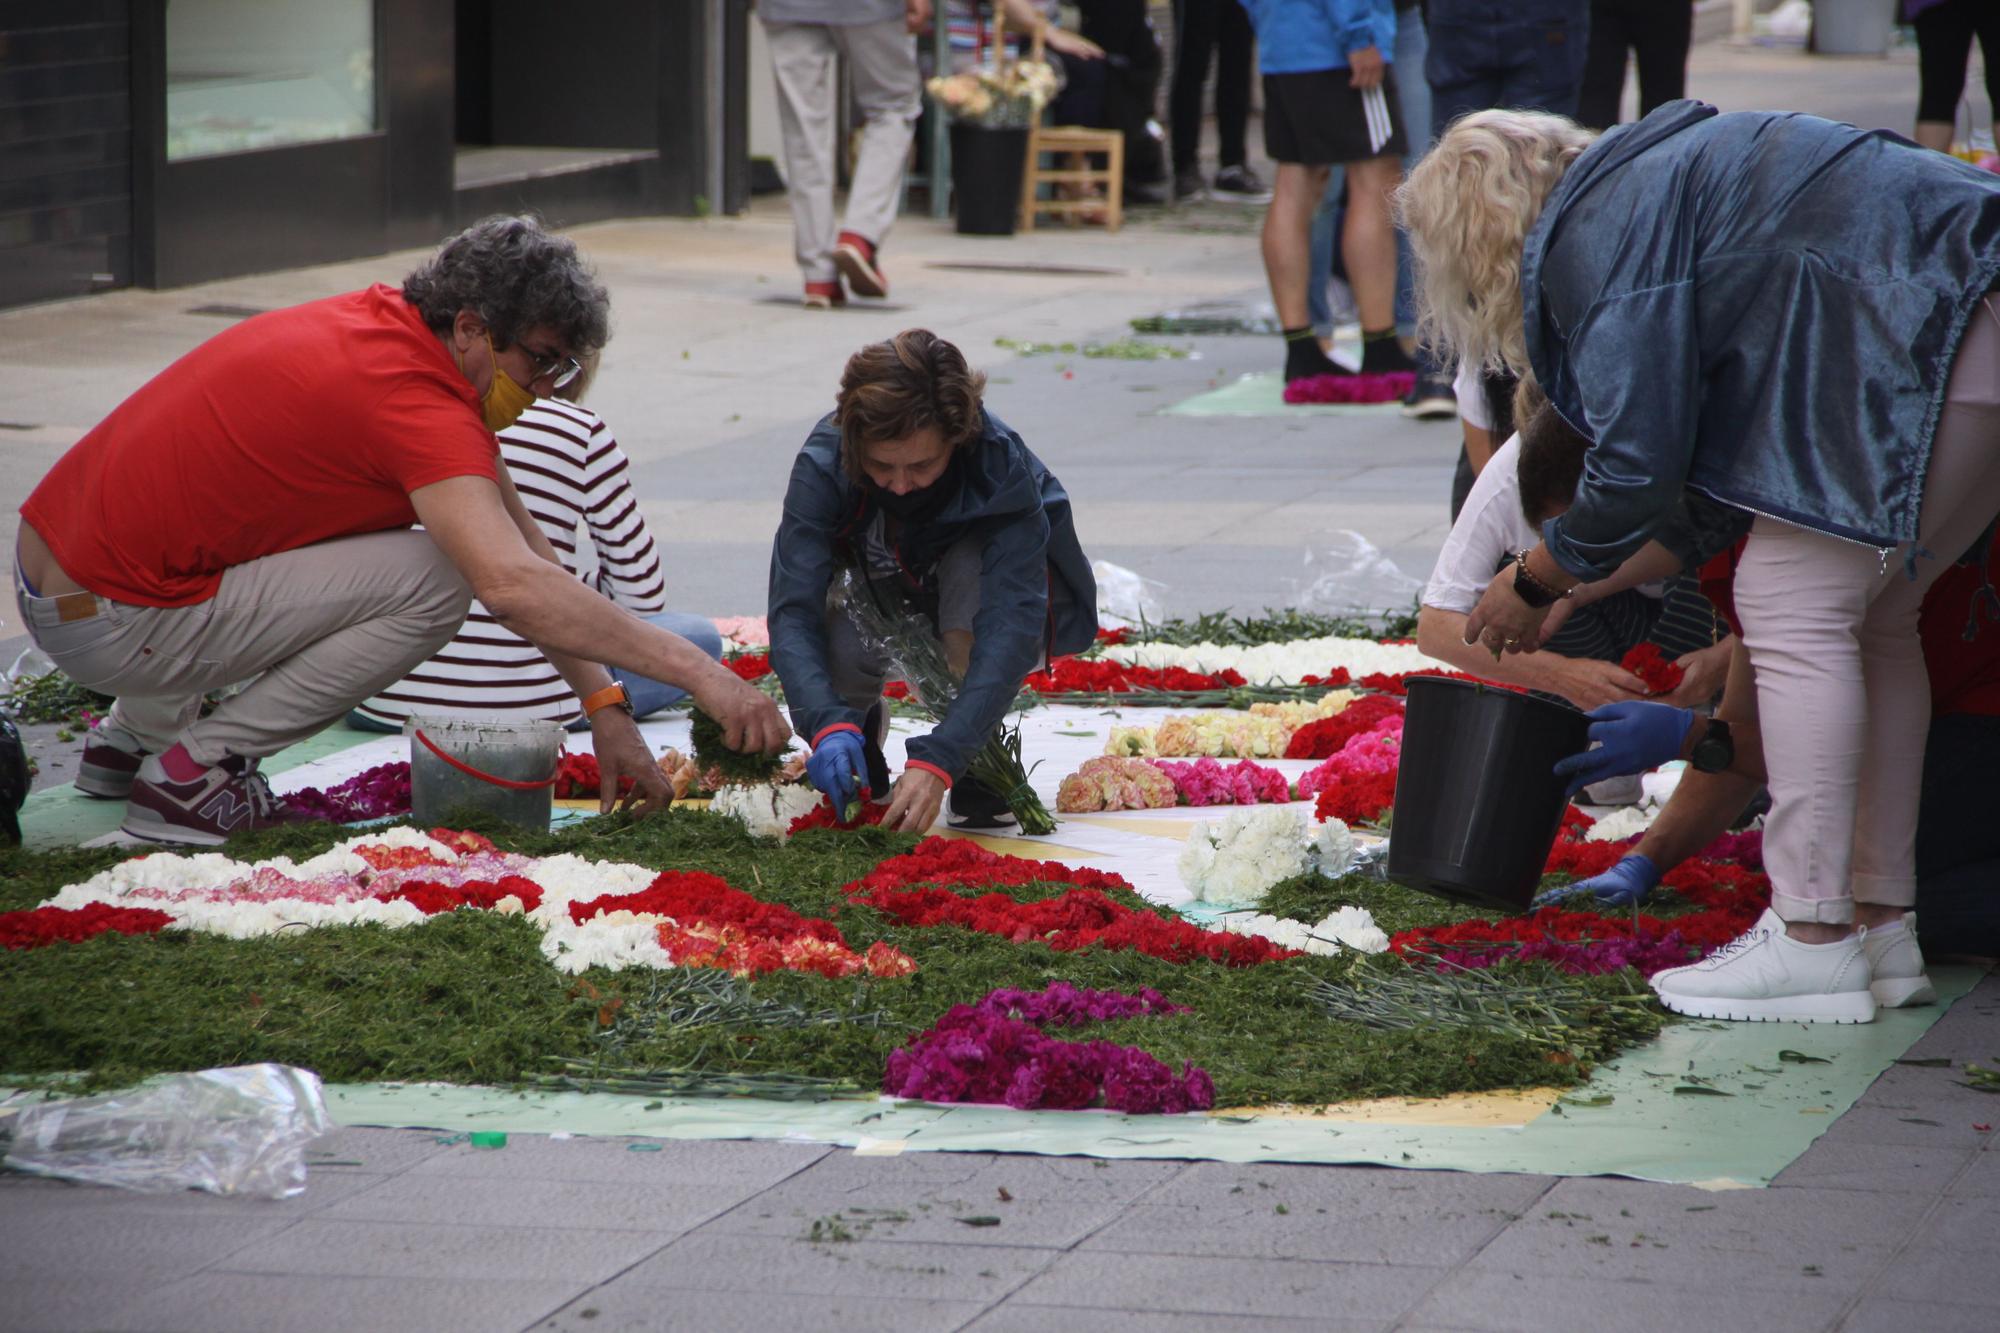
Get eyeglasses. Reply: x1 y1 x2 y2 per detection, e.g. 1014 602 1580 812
525 349 584 390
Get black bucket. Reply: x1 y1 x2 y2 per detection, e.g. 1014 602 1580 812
1386 677 1592 913
949 124 1029 235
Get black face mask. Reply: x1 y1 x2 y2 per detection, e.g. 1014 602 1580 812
870 457 962 523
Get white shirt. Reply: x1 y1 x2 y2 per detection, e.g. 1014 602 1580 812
1424 433 1666 615
1454 359 1493 431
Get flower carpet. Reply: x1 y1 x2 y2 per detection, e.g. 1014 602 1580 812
2 623 1981 1185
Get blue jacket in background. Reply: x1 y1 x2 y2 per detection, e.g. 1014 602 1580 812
1525 101 2000 581
768 410 1097 782
1237 0 1397 75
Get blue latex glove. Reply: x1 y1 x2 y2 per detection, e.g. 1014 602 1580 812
806 730 867 812
1552 701 1696 798
1532 853 1662 910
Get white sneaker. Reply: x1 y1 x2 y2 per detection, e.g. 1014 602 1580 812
1650 909 1877 1024
1861 914 1936 1008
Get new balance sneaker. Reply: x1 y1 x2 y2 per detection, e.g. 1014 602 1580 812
947 771 1017 830
76 723 147 799
833 232 888 299
803 280 846 310
1649 909 1876 1024
1210 163 1272 204
1862 914 1936 1008
1401 370 1459 420
122 752 290 846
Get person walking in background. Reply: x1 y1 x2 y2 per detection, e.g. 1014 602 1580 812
1242 0 1418 388
760 0 930 309
1169 0 1268 202
350 371 723 733
1908 0 1999 153
1420 0 1590 504
1577 0 1693 130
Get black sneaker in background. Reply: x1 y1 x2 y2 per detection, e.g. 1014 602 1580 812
947 771 1018 830
1211 164 1272 203
1173 167 1206 202
1401 370 1458 419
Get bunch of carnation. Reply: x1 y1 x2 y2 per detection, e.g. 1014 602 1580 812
1056 756 1179 813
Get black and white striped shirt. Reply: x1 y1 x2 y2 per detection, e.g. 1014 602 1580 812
353 400 668 727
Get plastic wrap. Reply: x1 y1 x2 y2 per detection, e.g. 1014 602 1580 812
1 1064 331 1198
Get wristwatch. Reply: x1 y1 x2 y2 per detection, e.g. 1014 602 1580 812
1689 718 1734 774
580 681 634 720
1509 549 1572 610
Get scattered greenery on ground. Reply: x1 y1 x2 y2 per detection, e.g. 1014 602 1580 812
689 706 784 785
0 810 1665 1105
4 670 112 727
994 336 1191 360
1123 605 1423 647
1259 871 1492 938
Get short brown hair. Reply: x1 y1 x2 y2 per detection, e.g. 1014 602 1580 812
1516 400 1594 526
835 329 987 479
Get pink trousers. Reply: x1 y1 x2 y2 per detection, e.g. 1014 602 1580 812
1734 295 2000 923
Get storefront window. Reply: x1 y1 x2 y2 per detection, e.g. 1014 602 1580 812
166 0 376 160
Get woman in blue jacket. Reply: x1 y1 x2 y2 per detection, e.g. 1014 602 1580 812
1401 102 2000 1025
768 329 1097 833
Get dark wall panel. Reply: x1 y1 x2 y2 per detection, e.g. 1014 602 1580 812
0 7 132 309
151 135 389 288
486 0 658 150
385 0 456 250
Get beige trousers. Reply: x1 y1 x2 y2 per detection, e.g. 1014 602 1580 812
15 529 470 765
1734 295 2000 923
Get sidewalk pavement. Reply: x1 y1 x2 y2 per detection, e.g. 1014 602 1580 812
3 38 1995 1333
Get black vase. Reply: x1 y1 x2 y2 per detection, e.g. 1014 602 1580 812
949 123 1030 236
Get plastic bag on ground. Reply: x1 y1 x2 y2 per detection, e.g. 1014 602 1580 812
1 1064 331 1198
1290 530 1423 619
1092 559 1166 629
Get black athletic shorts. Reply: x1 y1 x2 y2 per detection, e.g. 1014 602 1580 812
1262 67 1407 165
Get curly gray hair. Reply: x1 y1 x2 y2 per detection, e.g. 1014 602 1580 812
402 214 610 353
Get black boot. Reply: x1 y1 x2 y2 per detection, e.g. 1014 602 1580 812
861 700 891 798
947 769 1018 830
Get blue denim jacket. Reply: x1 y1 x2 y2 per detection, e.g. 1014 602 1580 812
1526 101 2000 581
768 410 1096 781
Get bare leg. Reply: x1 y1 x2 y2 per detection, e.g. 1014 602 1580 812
1341 155 1401 332
1912 122 1955 152
1262 162 1332 329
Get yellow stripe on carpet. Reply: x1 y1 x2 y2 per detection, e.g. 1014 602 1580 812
1213 1086 1561 1128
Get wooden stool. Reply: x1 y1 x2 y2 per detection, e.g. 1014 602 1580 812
1017 124 1124 233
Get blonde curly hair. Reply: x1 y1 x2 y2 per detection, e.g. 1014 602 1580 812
1397 110 1598 382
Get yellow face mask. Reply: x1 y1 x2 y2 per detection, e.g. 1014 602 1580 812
479 333 537 432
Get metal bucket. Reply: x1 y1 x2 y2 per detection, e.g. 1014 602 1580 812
405 716 563 832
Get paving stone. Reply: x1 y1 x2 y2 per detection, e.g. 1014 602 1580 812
1871 1245 2000 1305
1948 1150 2000 1196
302 1126 452 1174
90 1273 579 1333
1770 1138 1980 1193
1839 1297 1997 1333
1 1277 165 1333
529 1287 986 1333
0 1199 287 1284
1010 1251 1445 1321
1854 1064 2000 1117
697 1152 1185 1248
0 1168 396 1222
619 1229 1053 1303
964 1307 1368 1333
1402 1271 1851 1333
317 1170 761 1233
1465 1178 1928 1294
1894 1194 2000 1252
212 1218 675 1283
1813 1102 2000 1151
1077 1199 1517 1268
1138 1162 1553 1214
403 1133 827 1187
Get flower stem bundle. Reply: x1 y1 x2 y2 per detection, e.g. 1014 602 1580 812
837 569 1057 835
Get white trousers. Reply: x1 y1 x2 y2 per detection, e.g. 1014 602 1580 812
1734 295 2000 923
763 19 921 282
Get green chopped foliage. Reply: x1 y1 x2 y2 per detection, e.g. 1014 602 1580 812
0 809 1663 1104
689 707 784 785
5 669 112 726
995 336 1190 360
1123 606 1422 647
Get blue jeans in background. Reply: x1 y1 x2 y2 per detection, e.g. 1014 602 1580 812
1307 8 1433 337
343 609 725 734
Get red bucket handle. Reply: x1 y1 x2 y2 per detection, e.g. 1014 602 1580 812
412 728 562 791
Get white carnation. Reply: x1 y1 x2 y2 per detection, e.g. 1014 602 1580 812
1179 806 1310 905
1311 818 1355 876
1583 805 1656 843
710 783 823 840
1102 635 1439 685
1215 903 1387 956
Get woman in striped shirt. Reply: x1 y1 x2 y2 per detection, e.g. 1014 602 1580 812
349 392 721 730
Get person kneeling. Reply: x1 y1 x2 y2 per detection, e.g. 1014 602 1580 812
767 330 1097 833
